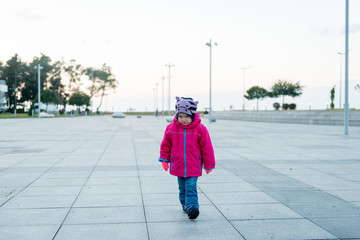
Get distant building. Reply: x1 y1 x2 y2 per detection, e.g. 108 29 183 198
0 80 8 113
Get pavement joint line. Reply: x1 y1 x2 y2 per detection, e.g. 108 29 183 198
197 185 247 239
217 155 355 239
131 120 151 240
50 123 120 240
0 155 71 208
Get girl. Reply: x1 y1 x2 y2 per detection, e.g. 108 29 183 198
158 96 215 219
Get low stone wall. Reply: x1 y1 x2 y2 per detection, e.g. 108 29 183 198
208 110 360 126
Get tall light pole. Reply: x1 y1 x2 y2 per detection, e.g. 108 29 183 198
34 64 43 119
344 0 349 135
241 65 251 111
160 76 165 117
165 62 174 116
14 69 18 118
337 50 345 109
206 39 217 124
155 82 159 116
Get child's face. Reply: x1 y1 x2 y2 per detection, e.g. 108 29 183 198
177 113 192 125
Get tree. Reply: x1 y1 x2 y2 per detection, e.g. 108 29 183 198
244 86 268 111
49 60 66 108
21 54 54 104
36 89 60 112
83 67 100 108
96 63 118 113
3 54 26 108
63 59 82 95
330 86 335 109
269 80 303 106
68 91 90 112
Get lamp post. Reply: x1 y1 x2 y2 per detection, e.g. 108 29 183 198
14 69 18 118
344 0 349 135
337 50 345 109
160 76 165 117
155 82 159 116
206 39 217 124
34 64 43 119
165 62 174 116
241 65 251 111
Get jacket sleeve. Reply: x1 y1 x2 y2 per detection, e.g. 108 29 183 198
159 124 172 162
199 125 215 169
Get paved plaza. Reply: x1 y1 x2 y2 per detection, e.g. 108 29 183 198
0 115 360 240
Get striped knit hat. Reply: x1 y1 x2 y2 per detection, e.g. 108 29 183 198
175 96 199 120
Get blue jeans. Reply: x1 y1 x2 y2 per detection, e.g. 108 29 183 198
177 177 199 209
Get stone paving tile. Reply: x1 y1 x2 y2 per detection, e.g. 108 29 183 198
54 223 148 240
217 203 303 220
205 192 279 205
73 193 143 208
148 221 245 240
63 206 145 224
17 186 83 197
2 195 77 209
0 208 69 226
231 219 338 240
198 182 260 193
0 225 60 240
145 204 225 222
142 192 211 206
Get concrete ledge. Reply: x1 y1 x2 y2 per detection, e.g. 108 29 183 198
208 110 360 126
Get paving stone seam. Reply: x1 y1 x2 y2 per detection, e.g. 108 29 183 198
51 123 121 240
197 185 247 240
131 120 153 240
0 155 71 208
218 156 356 239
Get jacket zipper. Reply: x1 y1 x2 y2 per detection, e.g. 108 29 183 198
184 128 187 178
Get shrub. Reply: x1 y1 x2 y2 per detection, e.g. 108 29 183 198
289 103 296 110
273 102 280 110
282 103 289 110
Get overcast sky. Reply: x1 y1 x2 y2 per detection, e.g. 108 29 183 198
1 0 360 111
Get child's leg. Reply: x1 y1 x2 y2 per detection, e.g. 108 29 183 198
184 177 199 209
177 177 186 209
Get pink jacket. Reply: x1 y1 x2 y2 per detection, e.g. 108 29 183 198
159 113 215 177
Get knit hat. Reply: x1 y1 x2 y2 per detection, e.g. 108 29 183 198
175 96 199 120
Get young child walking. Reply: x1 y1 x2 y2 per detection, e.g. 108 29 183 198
158 96 215 220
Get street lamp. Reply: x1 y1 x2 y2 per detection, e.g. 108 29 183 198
165 62 174 116
14 69 22 118
337 50 345 109
241 65 251 111
155 82 159 116
34 64 43 119
344 0 349 135
206 39 217 124
160 76 165 117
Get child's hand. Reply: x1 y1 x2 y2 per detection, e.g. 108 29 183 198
161 162 169 171
205 169 213 174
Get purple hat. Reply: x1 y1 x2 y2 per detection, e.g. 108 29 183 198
175 96 199 119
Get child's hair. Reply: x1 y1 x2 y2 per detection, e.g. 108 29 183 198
175 96 199 120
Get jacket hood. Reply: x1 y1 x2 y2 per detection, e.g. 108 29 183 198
173 113 201 129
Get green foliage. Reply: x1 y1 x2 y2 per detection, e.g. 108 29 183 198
244 86 268 100
244 86 268 111
273 102 280 110
68 92 90 109
95 63 118 112
289 103 297 110
330 86 335 109
270 80 303 104
40 89 60 104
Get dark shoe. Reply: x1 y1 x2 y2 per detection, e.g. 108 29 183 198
187 207 199 219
